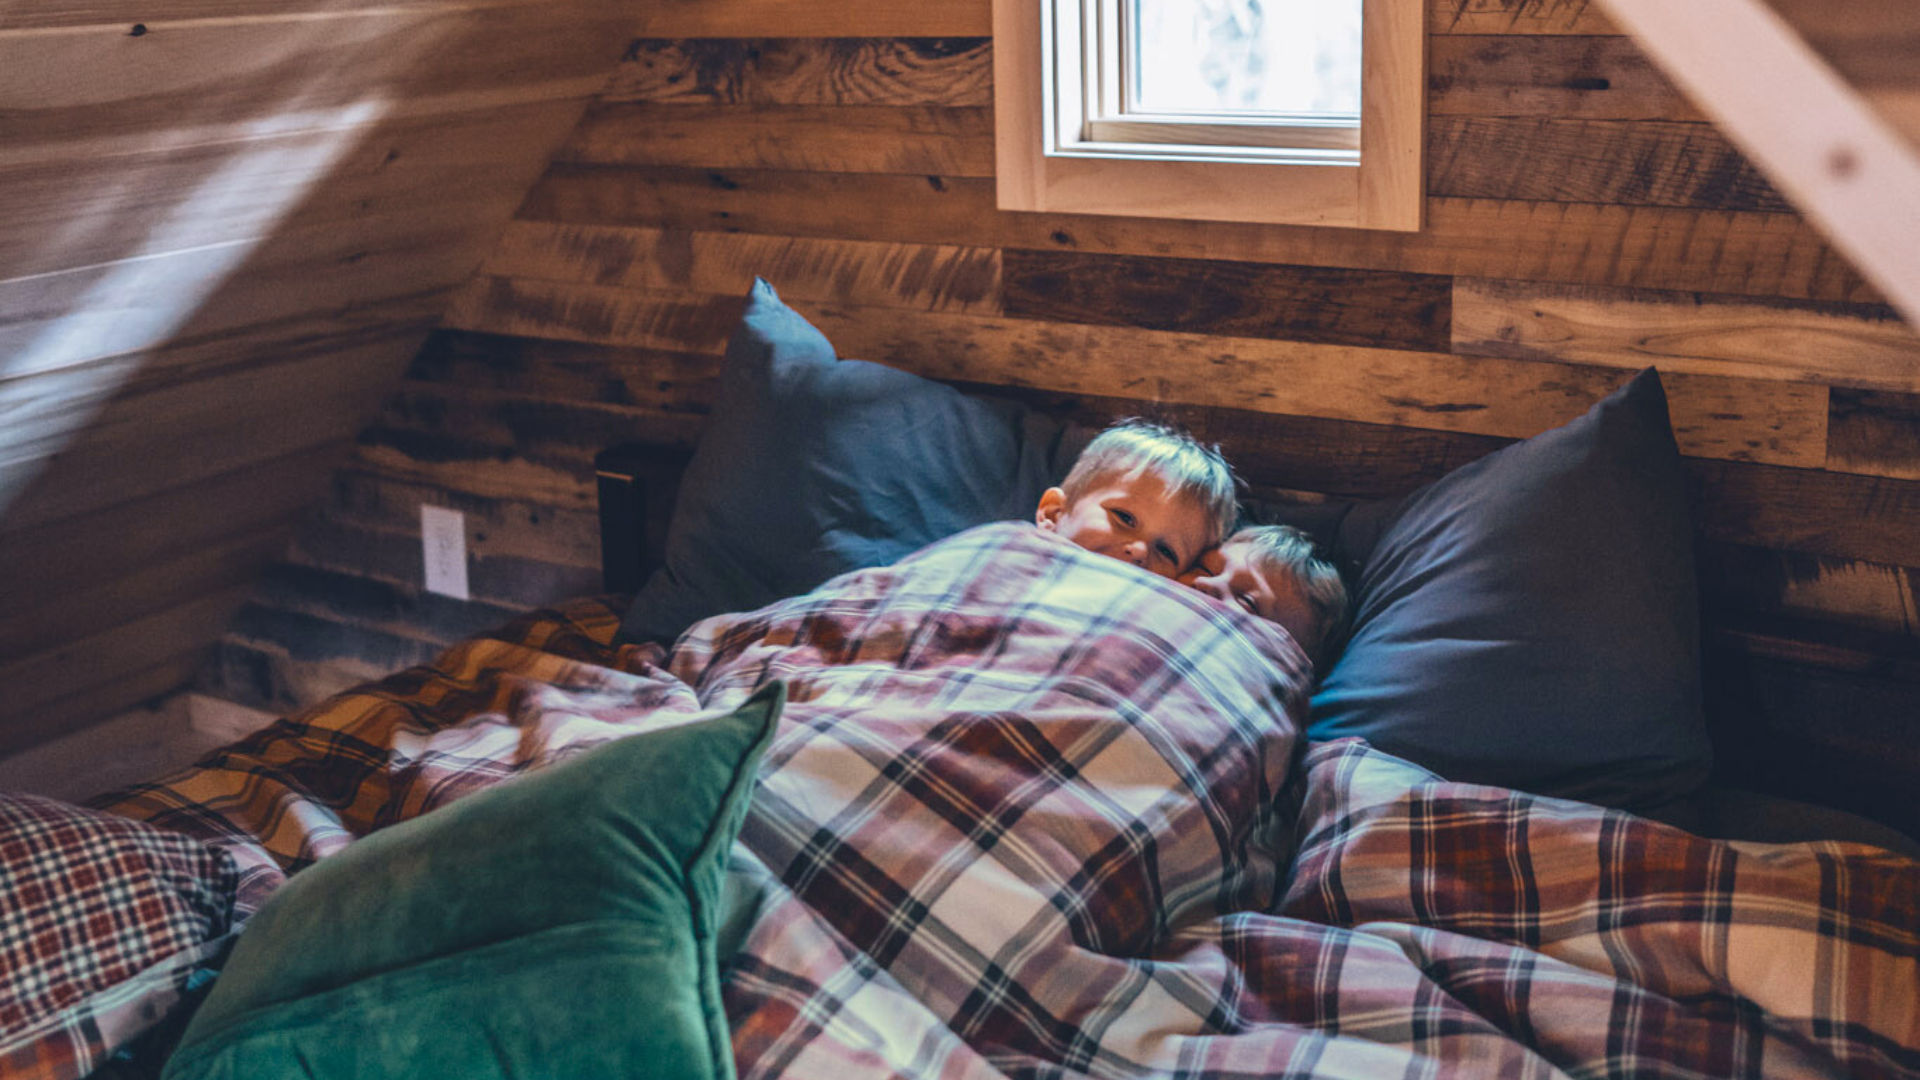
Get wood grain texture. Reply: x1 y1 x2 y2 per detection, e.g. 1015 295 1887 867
808 303 1828 467
607 38 992 106
518 165 1878 303
1454 278 1920 393
0 0 537 32
0 586 251 726
558 102 994 175
1000 248 1452 353
1701 543 1919 635
2 527 293 662
1428 0 1619 33
294 466 603 605
0 98 586 282
411 329 724 418
218 603 438 707
447 279 1827 468
0 0 638 750
0 443 348 615
1428 34 1701 120
1688 458 1920 567
3 341 414 535
1427 117 1791 211
481 223 1002 313
630 0 989 39
1828 389 1920 480
0 655 206 759
0 5 620 156
249 562 525 651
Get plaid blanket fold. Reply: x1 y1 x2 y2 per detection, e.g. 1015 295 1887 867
79 522 1915 1080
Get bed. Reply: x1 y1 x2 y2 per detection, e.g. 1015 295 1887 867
4 280 1916 1080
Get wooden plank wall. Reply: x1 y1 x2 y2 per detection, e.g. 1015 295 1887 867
0 1 643 755
201 0 1920 762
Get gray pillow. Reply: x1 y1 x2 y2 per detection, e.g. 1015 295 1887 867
621 279 1083 643
1255 369 1712 810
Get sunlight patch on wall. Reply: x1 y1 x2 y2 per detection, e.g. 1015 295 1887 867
0 101 387 519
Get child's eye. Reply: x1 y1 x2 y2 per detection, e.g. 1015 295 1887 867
1236 593 1257 614
1155 542 1178 565
1111 508 1137 528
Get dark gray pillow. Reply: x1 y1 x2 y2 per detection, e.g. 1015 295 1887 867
1254 369 1712 810
621 279 1083 643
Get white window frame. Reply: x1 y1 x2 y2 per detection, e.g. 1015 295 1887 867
994 0 1424 230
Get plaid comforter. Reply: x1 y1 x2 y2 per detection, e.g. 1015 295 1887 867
95 523 1918 1078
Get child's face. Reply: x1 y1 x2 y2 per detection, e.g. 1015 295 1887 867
1178 540 1322 654
1035 471 1215 579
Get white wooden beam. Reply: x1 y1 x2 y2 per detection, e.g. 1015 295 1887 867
1594 0 1920 327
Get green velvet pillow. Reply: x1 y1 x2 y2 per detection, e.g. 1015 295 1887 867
161 683 785 1080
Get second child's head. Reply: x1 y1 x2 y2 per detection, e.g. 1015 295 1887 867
1035 419 1237 579
1179 525 1349 661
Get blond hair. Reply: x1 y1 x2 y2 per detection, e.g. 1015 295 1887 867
1228 524 1349 655
1062 419 1238 545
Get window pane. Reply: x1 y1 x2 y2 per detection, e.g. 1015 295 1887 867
1129 0 1361 116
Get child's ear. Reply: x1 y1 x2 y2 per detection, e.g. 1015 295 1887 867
1035 487 1067 531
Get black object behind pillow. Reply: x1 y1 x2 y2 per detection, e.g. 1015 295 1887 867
1256 369 1712 810
621 279 1082 644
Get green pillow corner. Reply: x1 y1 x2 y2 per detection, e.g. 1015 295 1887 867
161 681 787 1080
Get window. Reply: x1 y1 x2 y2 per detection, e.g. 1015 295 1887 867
993 0 1424 230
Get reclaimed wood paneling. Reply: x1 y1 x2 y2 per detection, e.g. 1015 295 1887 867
1454 279 1920 393
1701 544 1919 635
1828 389 1920 479
607 38 992 107
3 338 416 533
6 657 210 763
1001 249 1451 352
0 0 641 753
0 444 348 615
411 330 724 417
1 587 252 745
443 280 1829 468
0 7 616 153
0 0 529 32
479 223 1002 313
629 0 990 40
3 529 294 661
519 165 1879 303
1426 117 1791 211
1428 35 1701 120
1428 0 1619 34
1 99 587 282
559 102 995 176
1687 459 1920 567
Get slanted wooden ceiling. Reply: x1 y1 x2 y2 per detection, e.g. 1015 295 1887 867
0 0 638 755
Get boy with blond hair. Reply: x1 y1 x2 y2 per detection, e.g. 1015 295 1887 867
1034 418 1237 580
1180 524 1349 663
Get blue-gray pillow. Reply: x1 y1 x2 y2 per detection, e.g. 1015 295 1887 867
621 279 1083 644
160 682 785 1080
1257 369 1711 810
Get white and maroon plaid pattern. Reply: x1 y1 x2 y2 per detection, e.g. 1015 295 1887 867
0 794 237 1079
83 523 1919 1079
